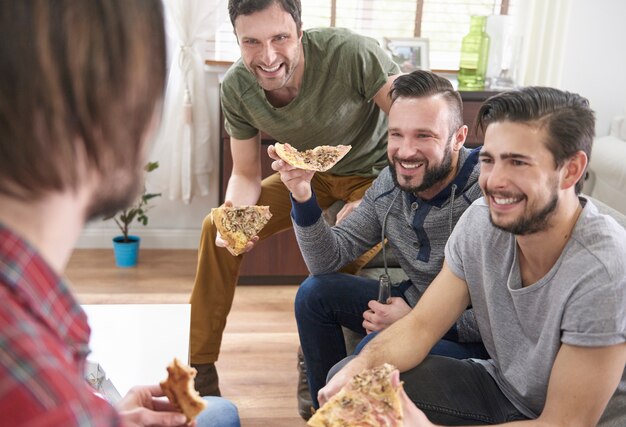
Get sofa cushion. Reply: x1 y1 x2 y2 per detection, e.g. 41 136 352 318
590 196 626 230
588 135 626 215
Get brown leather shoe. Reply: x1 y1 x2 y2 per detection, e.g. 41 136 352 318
191 363 221 397
297 346 314 420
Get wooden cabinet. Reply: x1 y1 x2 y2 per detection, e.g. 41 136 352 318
219 90 497 283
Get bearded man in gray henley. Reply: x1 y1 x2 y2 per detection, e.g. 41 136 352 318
269 70 486 409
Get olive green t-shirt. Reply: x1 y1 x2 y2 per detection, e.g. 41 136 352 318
220 27 399 177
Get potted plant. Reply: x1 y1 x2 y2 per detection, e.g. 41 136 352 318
107 161 161 267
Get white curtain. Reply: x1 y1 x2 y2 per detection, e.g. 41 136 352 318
149 0 228 203
516 0 573 87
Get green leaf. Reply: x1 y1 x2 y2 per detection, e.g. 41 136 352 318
104 161 161 237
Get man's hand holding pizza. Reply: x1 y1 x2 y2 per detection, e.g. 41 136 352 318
268 145 316 202
214 200 260 254
392 370 434 427
116 384 191 427
315 359 434 427
269 142 364 222
317 356 368 407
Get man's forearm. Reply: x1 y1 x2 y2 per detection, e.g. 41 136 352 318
290 190 344 273
358 311 432 372
224 174 262 206
360 267 472 373
292 188 383 274
291 184 312 203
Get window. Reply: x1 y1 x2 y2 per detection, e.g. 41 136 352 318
206 0 516 71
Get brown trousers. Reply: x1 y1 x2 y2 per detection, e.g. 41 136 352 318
189 172 378 364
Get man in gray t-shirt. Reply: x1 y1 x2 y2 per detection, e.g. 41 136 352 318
317 87 626 426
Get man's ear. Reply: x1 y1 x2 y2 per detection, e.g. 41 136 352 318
561 151 588 190
453 125 468 151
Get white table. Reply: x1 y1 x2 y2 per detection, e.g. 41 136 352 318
82 304 190 398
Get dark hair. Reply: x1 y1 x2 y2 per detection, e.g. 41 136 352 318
228 0 302 30
389 70 464 136
477 87 595 193
0 0 166 200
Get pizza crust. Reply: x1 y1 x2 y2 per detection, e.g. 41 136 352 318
274 142 352 172
307 363 404 427
160 358 207 422
212 205 272 256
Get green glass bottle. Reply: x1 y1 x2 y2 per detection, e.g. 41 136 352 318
458 15 490 90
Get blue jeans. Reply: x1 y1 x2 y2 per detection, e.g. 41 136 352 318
196 397 241 427
295 273 487 409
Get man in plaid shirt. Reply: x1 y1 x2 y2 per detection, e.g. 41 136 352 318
0 1 239 426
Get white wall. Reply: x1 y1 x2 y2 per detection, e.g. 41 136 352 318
559 0 626 136
77 193 215 249
78 1 626 249
76 66 227 250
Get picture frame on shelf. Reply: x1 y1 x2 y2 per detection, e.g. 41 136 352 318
384 37 430 72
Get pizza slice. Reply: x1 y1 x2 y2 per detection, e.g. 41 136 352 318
212 205 272 256
307 363 404 427
160 358 207 423
274 142 352 172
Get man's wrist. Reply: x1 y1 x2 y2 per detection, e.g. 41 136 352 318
290 189 322 227
292 188 312 203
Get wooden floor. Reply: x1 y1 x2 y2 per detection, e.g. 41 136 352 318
66 249 308 427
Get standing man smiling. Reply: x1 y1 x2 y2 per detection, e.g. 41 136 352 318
189 0 401 398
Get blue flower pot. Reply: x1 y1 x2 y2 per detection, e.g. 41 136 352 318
112 235 140 268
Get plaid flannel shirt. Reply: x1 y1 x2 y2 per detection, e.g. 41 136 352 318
0 224 120 426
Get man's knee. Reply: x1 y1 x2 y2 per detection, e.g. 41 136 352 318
201 212 216 233
326 355 356 384
295 276 323 315
295 274 339 318
401 355 468 399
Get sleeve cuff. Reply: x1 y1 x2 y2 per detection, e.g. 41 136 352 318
290 189 323 227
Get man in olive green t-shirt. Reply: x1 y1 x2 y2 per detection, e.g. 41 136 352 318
189 0 400 404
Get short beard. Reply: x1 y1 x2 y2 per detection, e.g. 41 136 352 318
486 187 559 235
389 142 453 194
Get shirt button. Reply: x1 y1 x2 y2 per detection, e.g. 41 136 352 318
411 202 419 211
413 242 419 248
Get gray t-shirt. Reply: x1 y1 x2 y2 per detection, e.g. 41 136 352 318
446 197 626 425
